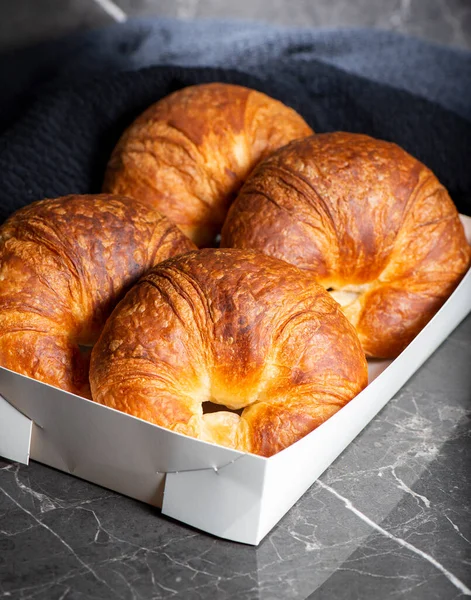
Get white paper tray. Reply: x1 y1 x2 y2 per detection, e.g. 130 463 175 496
1 216 470 545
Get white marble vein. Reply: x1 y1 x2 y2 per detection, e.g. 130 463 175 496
389 467 431 508
13 469 57 513
0 486 119 598
317 480 471 596
445 514 471 545
92 0 127 22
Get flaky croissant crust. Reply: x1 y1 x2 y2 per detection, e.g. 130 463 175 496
90 249 368 457
221 133 471 358
0 194 195 397
103 82 313 246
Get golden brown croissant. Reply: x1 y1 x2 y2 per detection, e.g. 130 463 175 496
0 194 196 397
221 132 471 358
102 83 313 247
90 249 368 457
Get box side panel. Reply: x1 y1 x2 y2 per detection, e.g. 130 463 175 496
0 394 32 464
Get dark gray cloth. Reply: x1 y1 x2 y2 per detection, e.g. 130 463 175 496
2 19 470 120
0 18 470 221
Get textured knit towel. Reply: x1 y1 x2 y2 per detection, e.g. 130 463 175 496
0 17 470 222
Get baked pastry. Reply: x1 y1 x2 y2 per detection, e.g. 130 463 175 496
221 132 471 358
102 83 313 247
0 194 196 397
90 249 368 457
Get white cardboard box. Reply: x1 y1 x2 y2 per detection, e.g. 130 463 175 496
1 217 470 545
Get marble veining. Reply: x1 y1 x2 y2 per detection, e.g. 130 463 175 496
317 481 471 596
1 314 471 599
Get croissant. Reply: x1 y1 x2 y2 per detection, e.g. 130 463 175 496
90 249 368 457
102 83 313 247
221 132 471 358
0 194 195 397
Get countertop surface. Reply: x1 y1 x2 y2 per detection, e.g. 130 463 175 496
1 314 470 599
1 0 470 54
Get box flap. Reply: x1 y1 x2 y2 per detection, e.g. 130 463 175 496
0 394 32 465
162 453 268 545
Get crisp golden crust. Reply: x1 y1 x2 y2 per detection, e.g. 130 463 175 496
90 249 368 457
0 194 196 397
221 133 471 358
102 83 313 246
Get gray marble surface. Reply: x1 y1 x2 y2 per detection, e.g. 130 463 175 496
0 0 470 53
1 314 470 599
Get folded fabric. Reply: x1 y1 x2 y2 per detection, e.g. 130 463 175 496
0 17 469 221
